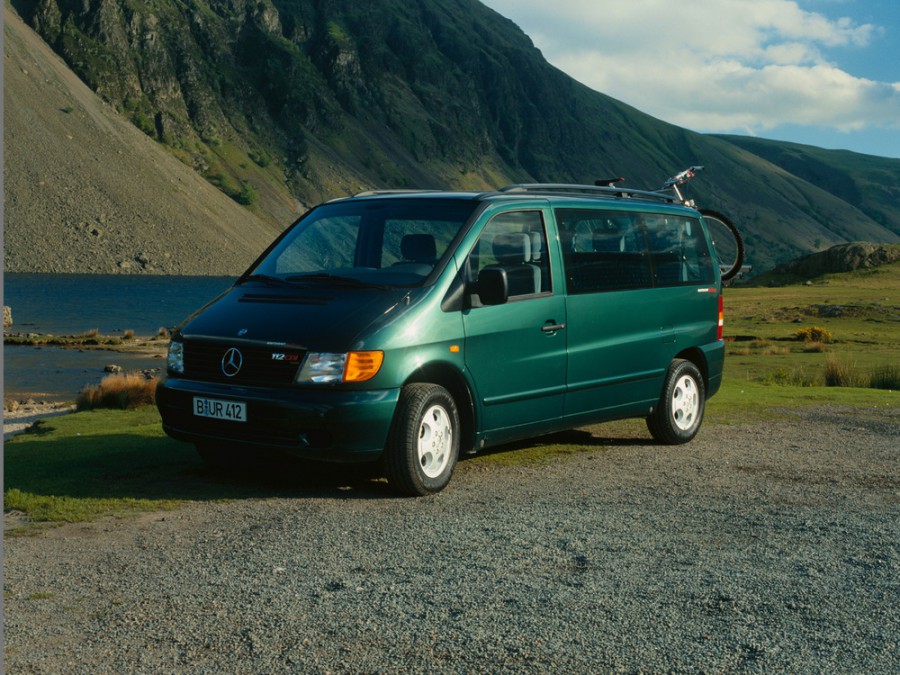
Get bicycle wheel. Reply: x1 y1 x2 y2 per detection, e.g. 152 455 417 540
700 209 744 281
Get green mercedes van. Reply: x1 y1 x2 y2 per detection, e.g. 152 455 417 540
157 184 725 495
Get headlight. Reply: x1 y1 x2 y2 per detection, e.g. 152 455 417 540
297 352 345 383
296 351 383 383
167 340 184 374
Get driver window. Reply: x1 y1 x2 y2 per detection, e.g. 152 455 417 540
469 211 551 300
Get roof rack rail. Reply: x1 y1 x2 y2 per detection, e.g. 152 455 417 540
498 183 677 203
351 189 443 198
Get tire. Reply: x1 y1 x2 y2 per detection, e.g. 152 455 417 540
700 209 745 282
384 383 460 496
646 359 706 444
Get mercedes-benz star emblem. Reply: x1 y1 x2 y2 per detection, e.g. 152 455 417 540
221 347 244 377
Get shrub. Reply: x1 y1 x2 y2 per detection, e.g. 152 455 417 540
76 373 158 411
801 341 827 353
235 182 258 206
823 355 858 388
251 150 271 168
794 325 832 343
81 328 100 338
869 364 900 390
761 367 816 387
123 329 135 340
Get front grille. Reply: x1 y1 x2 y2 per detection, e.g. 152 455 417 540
184 341 304 386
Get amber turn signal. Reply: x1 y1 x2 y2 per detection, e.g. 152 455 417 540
344 351 384 382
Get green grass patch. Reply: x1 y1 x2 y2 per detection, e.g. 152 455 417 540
3 407 387 529
27 593 57 601
705 376 897 424
4 408 189 524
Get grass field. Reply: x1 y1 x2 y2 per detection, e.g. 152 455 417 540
724 262 900 387
4 265 898 530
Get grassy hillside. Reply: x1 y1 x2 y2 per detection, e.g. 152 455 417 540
7 0 900 274
716 135 900 238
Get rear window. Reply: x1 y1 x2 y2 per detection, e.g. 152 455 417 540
556 209 714 294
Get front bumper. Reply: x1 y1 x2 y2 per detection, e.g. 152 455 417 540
156 377 400 463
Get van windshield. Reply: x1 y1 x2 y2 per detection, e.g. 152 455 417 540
244 198 479 288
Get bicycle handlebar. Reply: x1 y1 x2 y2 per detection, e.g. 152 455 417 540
665 165 705 188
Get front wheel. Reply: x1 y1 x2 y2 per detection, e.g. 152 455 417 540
647 359 706 444
384 383 460 496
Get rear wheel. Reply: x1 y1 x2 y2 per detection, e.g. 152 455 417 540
384 383 460 496
647 359 705 444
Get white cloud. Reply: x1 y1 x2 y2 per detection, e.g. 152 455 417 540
482 0 900 136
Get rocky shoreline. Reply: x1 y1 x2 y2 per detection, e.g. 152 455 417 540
3 399 77 441
3 322 166 439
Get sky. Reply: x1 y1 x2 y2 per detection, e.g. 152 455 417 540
480 0 900 159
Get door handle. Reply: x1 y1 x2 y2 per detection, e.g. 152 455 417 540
541 321 566 333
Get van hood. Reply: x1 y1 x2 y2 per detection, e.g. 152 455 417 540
175 284 413 350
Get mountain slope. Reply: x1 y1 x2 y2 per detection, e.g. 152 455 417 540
714 135 900 236
6 0 900 275
3 5 280 274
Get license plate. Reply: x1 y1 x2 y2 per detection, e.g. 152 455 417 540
193 397 247 422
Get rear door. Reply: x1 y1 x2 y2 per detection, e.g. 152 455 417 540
556 208 715 420
462 208 567 439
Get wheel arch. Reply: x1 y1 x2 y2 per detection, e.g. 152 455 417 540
404 362 476 453
674 346 709 389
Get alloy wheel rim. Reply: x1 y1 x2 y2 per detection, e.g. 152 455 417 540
417 404 452 478
671 375 699 431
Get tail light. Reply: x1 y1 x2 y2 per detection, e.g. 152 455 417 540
717 294 724 341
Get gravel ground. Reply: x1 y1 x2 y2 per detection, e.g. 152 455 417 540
4 406 898 673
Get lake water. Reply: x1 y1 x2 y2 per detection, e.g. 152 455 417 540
3 274 236 401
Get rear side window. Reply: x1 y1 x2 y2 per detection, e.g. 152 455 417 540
556 209 713 294
643 215 715 286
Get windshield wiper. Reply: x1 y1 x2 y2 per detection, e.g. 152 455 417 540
285 273 388 290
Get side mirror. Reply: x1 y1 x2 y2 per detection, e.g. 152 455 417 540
477 267 509 305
